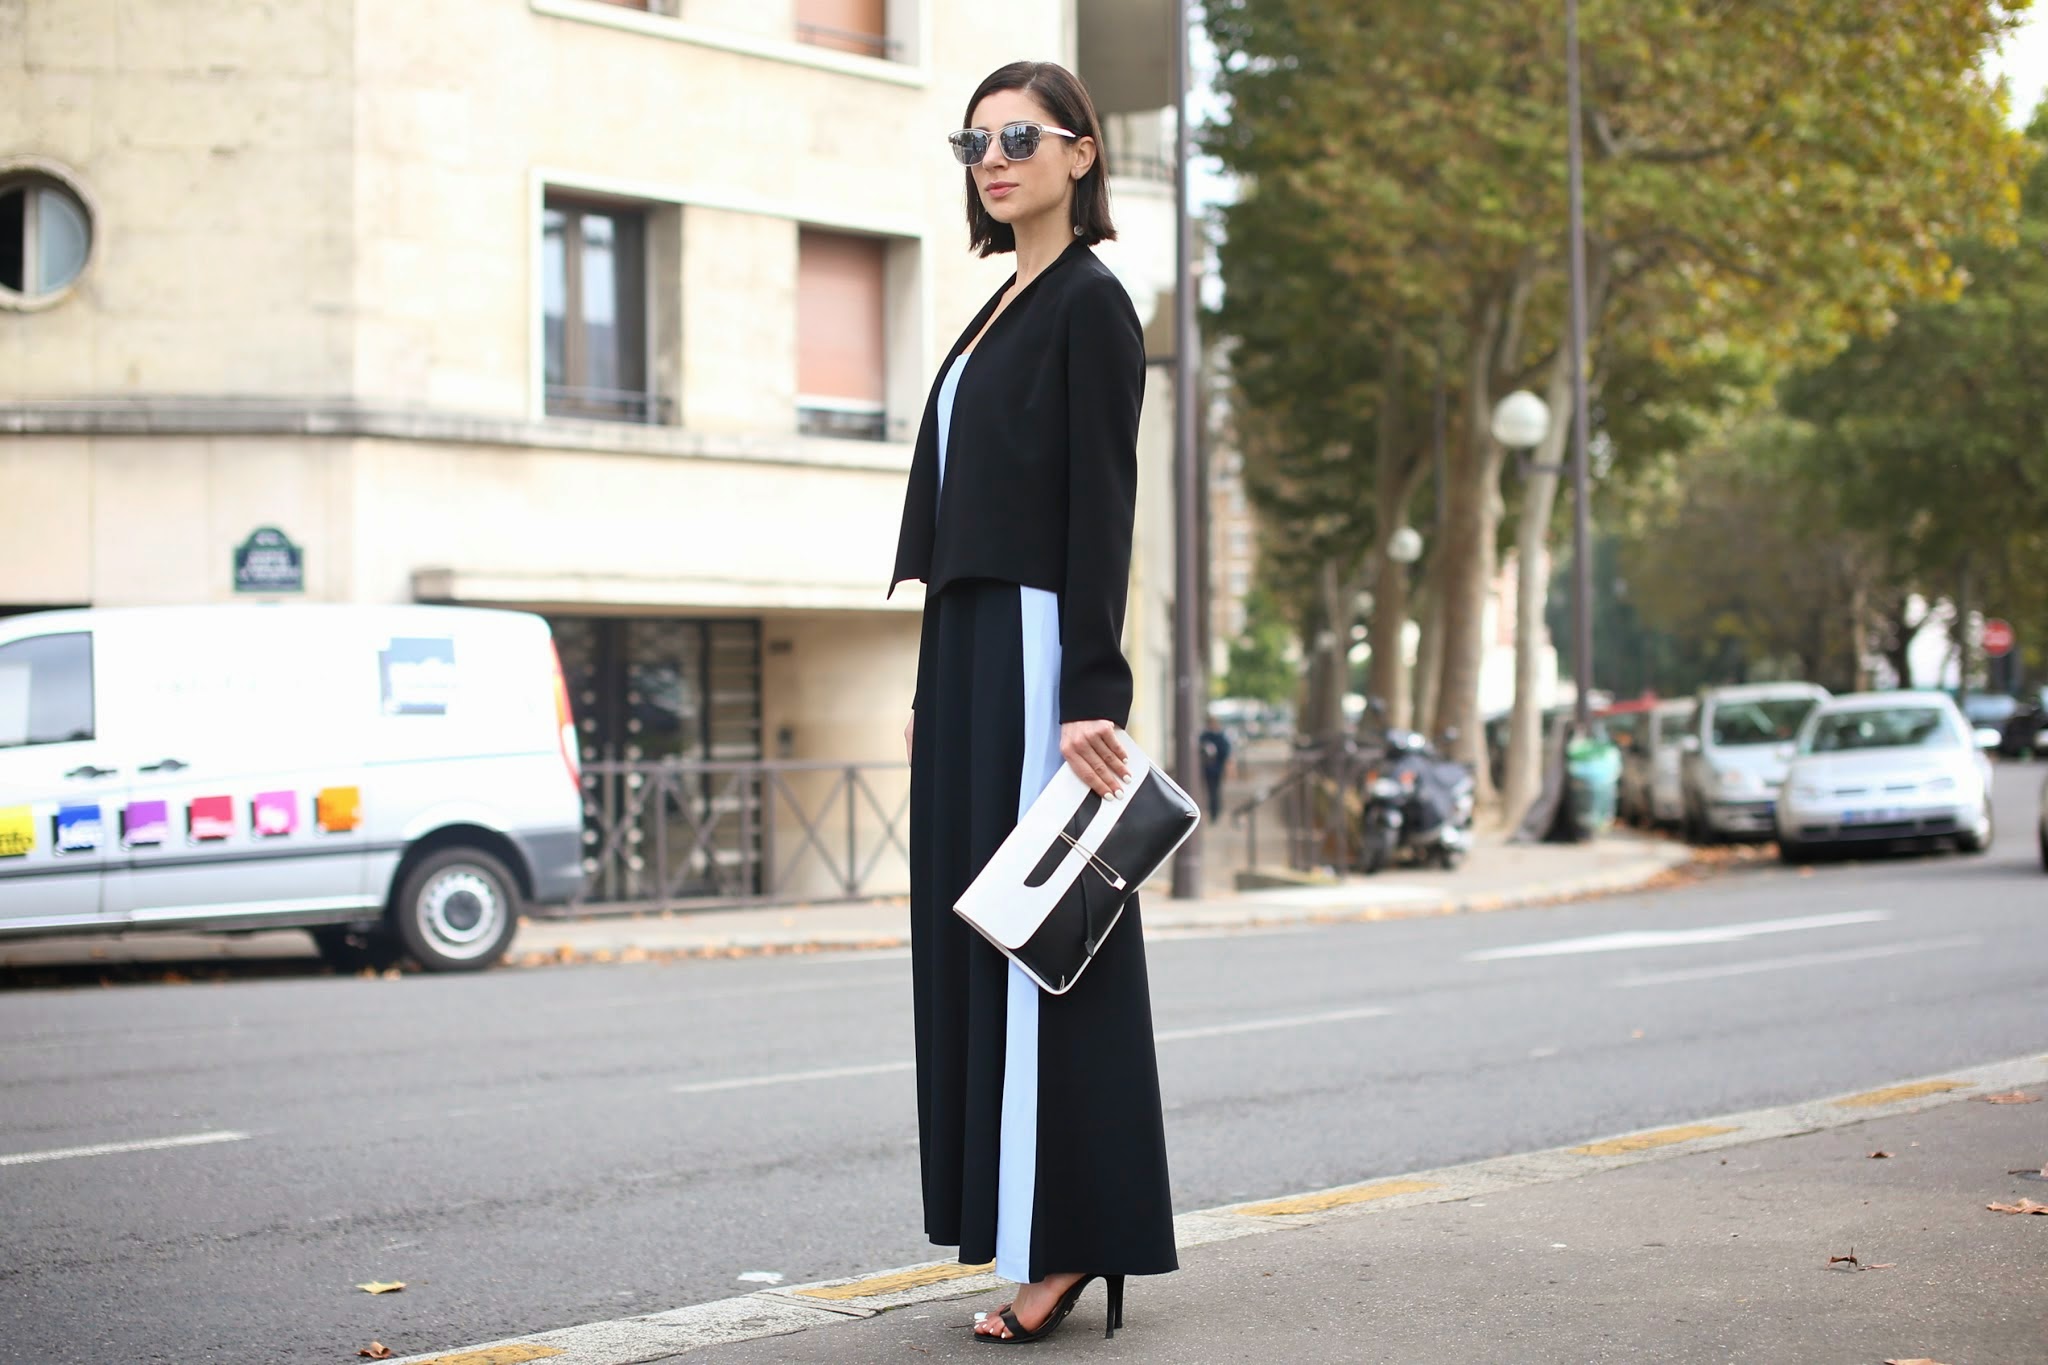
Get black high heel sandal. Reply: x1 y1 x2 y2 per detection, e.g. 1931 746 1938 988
977 1273 1126 1343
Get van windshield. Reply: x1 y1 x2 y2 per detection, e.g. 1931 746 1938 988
1710 698 1817 747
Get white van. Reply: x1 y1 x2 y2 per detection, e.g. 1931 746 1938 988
0 605 585 971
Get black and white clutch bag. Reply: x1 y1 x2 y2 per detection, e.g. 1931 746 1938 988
953 730 1200 995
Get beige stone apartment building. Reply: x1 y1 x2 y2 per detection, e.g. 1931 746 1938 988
0 0 1184 903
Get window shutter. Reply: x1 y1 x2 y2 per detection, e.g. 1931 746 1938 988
797 230 886 409
793 0 888 56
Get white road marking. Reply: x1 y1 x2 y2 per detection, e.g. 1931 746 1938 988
0 1130 252 1167
672 1061 914 1095
668 1005 1396 1096
1155 1005 1395 1042
1612 935 1983 988
1465 910 1892 962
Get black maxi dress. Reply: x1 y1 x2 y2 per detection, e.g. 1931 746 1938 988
896 249 1178 1285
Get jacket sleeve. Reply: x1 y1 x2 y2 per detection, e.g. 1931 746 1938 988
1058 275 1145 727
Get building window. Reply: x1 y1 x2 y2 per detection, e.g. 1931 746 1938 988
797 228 887 440
794 0 892 59
1229 526 1249 556
544 199 661 423
1228 568 1250 597
0 171 93 308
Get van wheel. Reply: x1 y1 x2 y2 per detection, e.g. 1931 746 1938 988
393 847 520 972
310 925 404 973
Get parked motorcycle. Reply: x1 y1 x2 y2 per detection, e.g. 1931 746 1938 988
1358 726 1477 873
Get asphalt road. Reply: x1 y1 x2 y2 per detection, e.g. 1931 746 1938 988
2 766 2042 1365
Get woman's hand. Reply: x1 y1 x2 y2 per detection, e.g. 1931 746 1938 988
905 713 914 763
1061 719 1130 798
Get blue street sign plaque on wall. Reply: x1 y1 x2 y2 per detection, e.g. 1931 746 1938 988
233 526 305 594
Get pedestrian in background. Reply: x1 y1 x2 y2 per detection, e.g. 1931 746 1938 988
888 59 1177 1346
1198 713 1233 818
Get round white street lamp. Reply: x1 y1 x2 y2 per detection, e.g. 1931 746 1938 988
1385 525 1424 564
1491 390 1552 450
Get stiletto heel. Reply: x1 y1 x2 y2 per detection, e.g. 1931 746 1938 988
979 1273 1122 1344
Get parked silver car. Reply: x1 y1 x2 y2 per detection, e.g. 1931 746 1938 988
1679 682 1831 843
1775 692 1993 862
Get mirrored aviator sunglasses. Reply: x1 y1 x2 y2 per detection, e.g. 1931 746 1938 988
947 120 1079 166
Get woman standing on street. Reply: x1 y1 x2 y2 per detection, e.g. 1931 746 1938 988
887 59 1178 1345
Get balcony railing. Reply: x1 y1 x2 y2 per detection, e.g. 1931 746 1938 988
794 21 898 59
545 385 673 425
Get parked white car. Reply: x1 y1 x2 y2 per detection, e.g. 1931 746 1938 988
1775 692 1993 863
0 605 586 970
1680 682 1831 842
1644 699 1696 827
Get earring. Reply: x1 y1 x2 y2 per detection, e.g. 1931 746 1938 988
1073 223 1083 236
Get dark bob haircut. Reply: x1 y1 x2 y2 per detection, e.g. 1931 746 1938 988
962 60 1117 258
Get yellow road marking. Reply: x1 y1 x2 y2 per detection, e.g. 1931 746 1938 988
794 1261 995 1300
404 1347 564 1365
1235 1178 1441 1217
1834 1079 1967 1108
1571 1124 1737 1156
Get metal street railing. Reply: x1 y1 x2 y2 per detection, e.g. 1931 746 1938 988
561 758 911 914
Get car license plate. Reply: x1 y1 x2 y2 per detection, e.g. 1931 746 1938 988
1842 809 1904 825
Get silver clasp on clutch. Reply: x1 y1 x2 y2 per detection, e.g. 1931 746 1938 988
1056 830 1126 890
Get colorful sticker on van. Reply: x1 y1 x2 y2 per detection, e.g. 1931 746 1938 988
54 804 103 854
122 800 170 848
188 796 235 842
380 637 456 716
251 790 298 838
0 806 32 858
316 786 362 833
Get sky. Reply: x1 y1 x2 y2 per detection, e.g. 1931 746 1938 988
1989 3 2048 124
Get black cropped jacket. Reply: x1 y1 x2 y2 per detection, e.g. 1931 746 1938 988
889 241 1144 727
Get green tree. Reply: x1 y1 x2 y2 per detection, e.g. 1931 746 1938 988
1220 584 1302 705
1206 0 2031 818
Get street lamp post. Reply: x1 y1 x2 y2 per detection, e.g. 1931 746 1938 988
1170 0 1204 899
1564 0 1595 736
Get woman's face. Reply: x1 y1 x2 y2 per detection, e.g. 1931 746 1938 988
966 88 1093 235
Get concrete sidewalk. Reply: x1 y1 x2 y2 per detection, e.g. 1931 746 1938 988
0 831 1693 971
383 1055 2048 1365
695 1070 2048 1364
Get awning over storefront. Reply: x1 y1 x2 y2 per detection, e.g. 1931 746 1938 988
412 568 923 613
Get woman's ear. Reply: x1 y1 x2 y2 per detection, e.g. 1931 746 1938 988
1071 136 1097 180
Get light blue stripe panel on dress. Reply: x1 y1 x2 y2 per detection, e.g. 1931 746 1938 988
996 585 1063 1283
935 353 970 506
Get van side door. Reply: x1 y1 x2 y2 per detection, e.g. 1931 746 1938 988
100 616 373 928
0 631 116 924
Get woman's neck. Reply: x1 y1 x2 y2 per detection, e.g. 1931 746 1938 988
1010 207 1073 289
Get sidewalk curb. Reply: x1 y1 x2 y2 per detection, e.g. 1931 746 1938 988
383 1048 2048 1364
506 842 1700 966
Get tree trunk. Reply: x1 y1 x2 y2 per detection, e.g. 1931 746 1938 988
1433 292 1512 803
1367 334 1416 728
1413 573 1443 741
1306 558 1351 741
1498 352 1575 828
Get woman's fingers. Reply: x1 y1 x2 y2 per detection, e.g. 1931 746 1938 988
1061 720 1129 797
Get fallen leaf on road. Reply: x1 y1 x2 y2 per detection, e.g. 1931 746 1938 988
1827 1249 1860 1268
2005 1165 2048 1178
1883 1358 1951 1364
1869 1151 1892 1159
356 1281 406 1294
358 1345 395 1360
1976 1091 2040 1105
1985 1199 2048 1215
1867 1262 1896 1269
